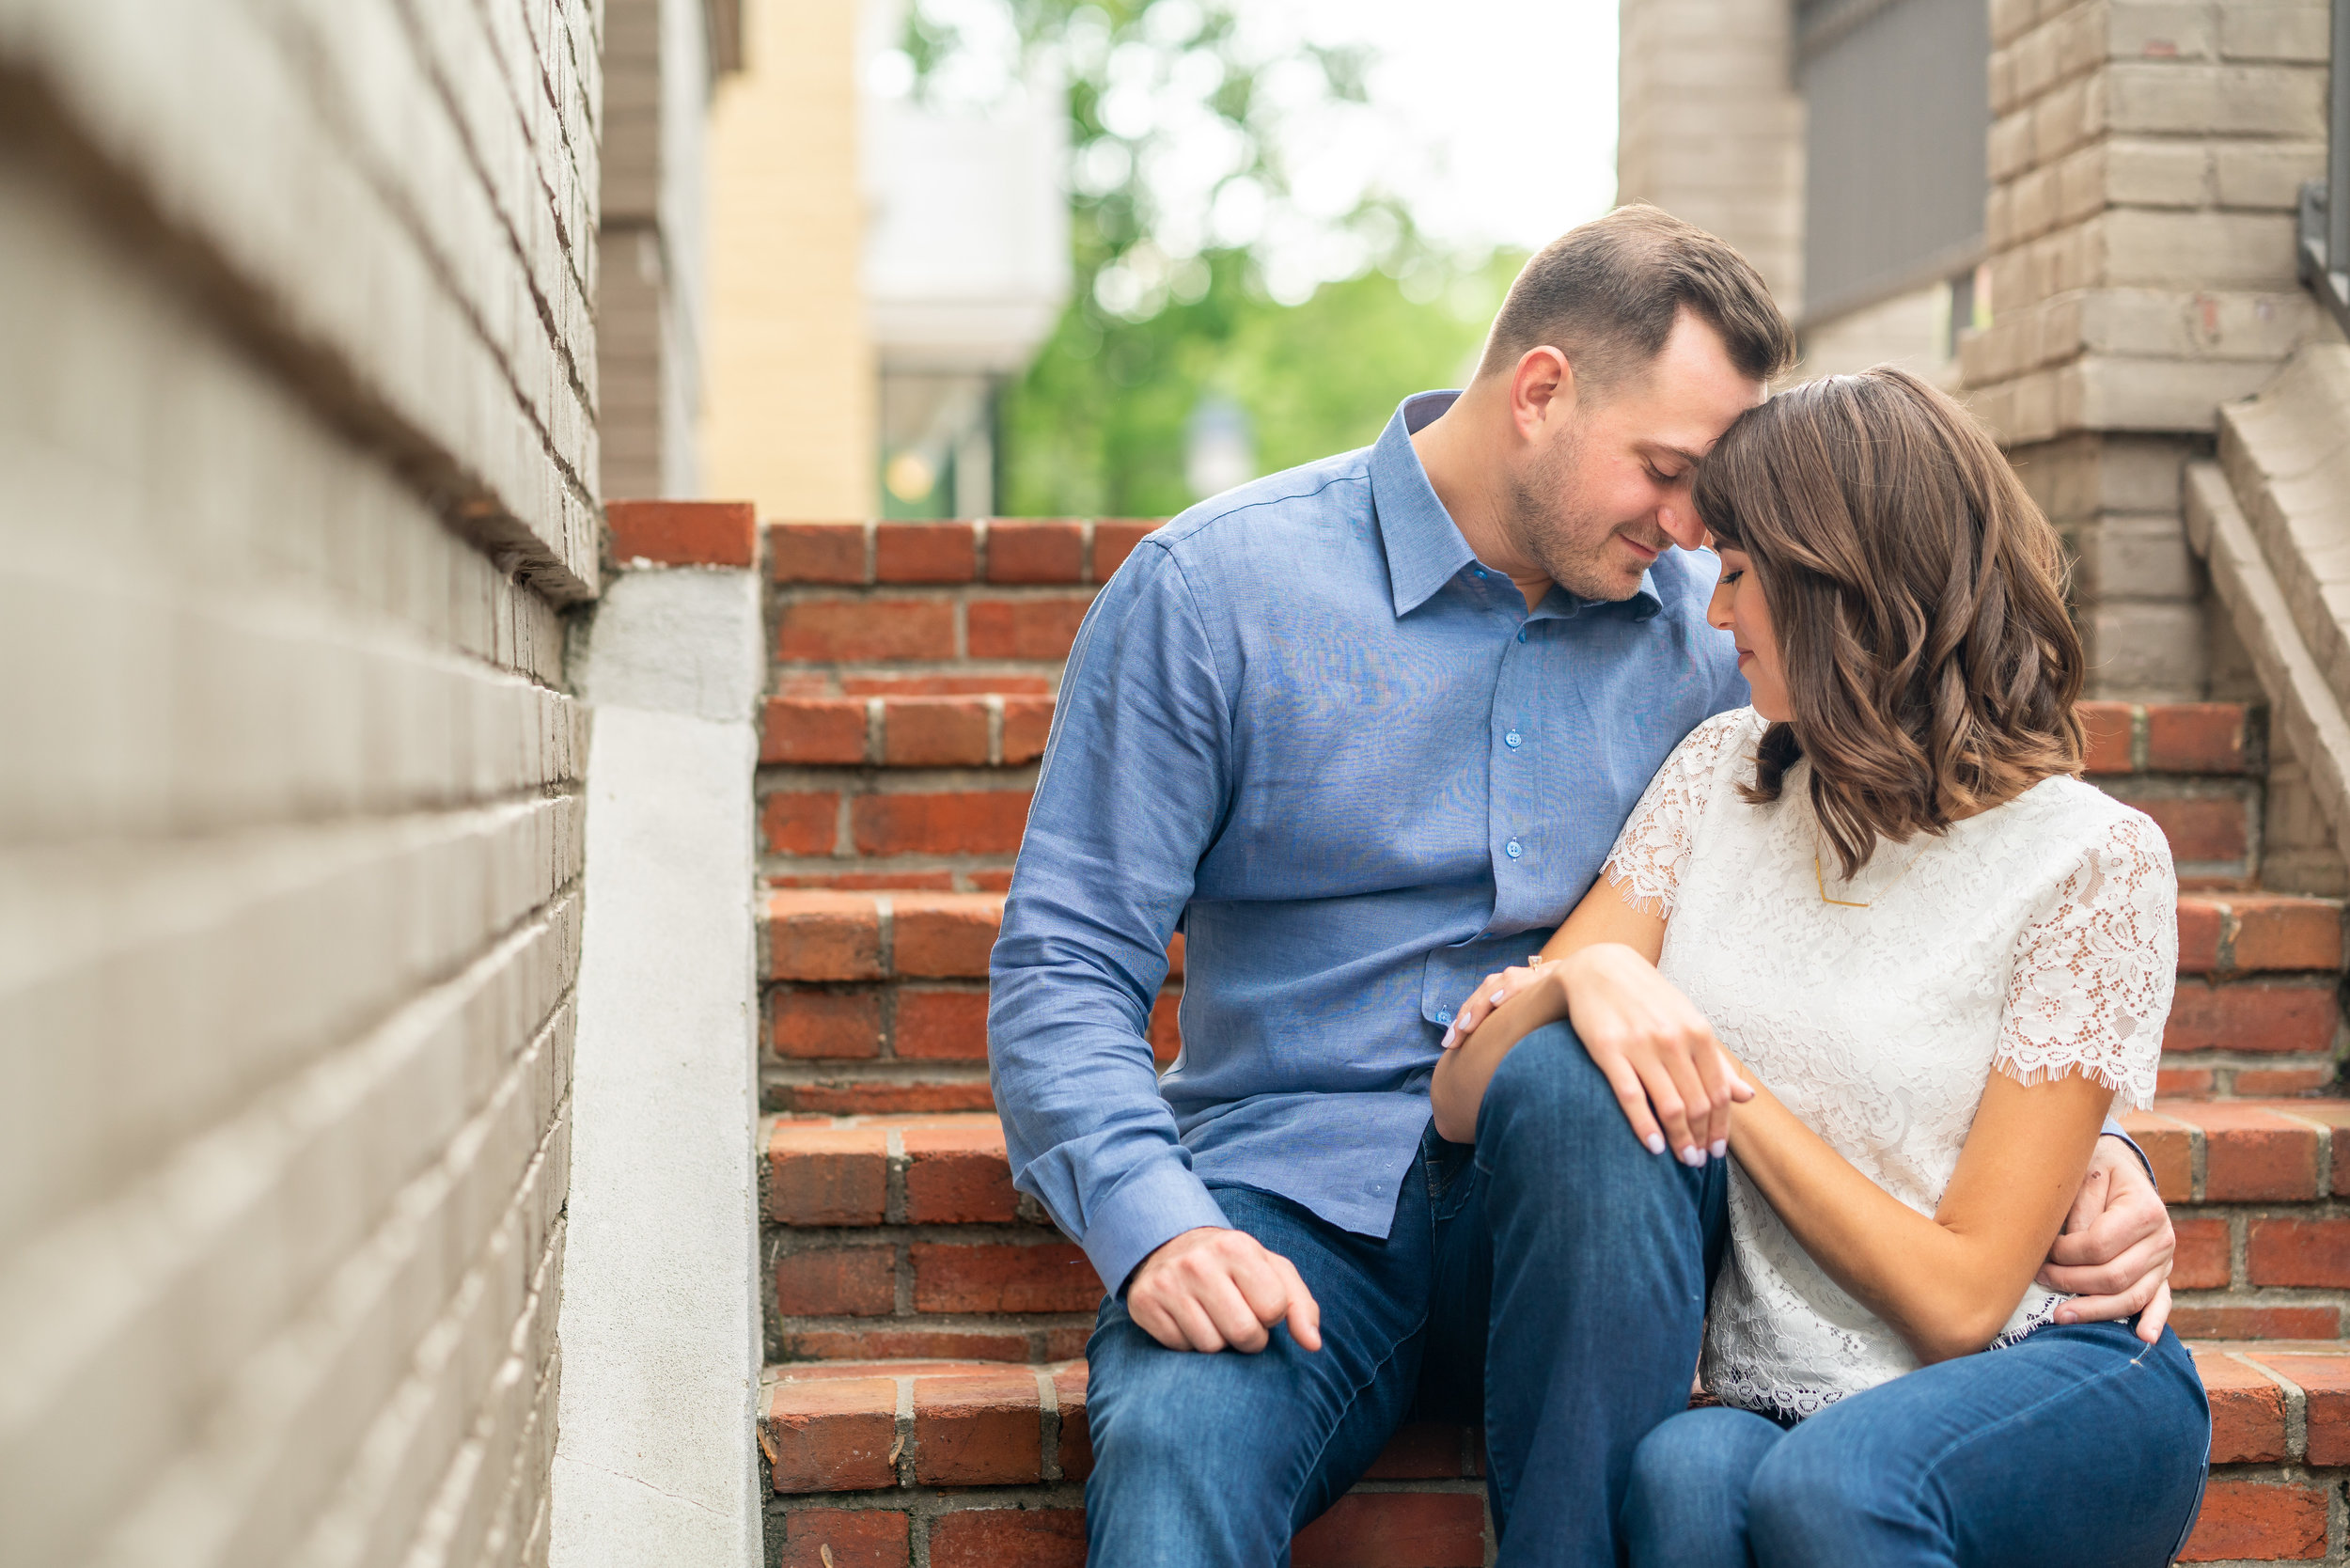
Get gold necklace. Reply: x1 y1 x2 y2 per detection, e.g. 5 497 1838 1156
1812 845 1926 908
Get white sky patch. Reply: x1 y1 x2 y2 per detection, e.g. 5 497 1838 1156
870 0 1619 299
1242 0 1618 258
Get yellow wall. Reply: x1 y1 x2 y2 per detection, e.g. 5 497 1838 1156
703 0 876 517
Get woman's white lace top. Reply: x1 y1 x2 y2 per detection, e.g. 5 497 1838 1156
1601 707 2177 1420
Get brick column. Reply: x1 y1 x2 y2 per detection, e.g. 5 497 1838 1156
1961 0 2331 698
1617 0 1807 312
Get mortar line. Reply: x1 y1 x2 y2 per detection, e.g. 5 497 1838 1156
1035 1367 1063 1482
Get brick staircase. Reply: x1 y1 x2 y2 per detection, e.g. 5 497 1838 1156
754 519 2350 1566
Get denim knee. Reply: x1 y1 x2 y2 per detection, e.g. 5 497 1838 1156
1086 1308 1307 1488
1477 1020 1621 1150
1745 1419 1896 1561
1629 1407 1779 1493
1622 1407 1783 1566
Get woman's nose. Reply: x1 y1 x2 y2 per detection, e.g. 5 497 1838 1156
1705 583 1734 632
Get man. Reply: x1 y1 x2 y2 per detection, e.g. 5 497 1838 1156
988 206 2176 1565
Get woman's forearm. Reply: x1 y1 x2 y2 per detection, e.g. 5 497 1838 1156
1431 969 1572 1141
1726 1088 2009 1360
1432 885 1674 1143
1727 1070 2107 1362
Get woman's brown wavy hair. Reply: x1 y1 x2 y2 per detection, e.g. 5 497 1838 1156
1693 366 2085 879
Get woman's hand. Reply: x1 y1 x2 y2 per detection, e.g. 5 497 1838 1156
1440 957 1550 1048
1447 945 1751 1164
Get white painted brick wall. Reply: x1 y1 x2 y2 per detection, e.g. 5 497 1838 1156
0 0 599 1561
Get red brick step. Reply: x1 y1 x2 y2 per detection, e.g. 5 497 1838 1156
767 1105 2350 1357
760 1342 2347 1565
759 890 2342 1110
760 1357 1489 1566
763 693 1057 768
760 897 1182 1115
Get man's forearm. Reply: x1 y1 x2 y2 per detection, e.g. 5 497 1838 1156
988 935 1232 1294
991 1027 1233 1293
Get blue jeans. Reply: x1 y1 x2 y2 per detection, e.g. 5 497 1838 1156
1622 1321 2211 1567
1083 1023 1729 1566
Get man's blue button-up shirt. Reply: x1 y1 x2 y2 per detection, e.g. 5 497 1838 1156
989 391 1747 1294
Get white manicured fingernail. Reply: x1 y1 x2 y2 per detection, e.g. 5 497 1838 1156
1489 988 1506 1003
1680 1147 1705 1167
1645 1133 1667 1155
1440 1026 1458 1049
1711 1139 1728 1159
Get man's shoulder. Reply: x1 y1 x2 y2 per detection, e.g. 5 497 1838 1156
1143 448 1374 562
1645 545 1722 618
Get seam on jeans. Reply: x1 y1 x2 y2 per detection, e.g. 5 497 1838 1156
1282 1310 1432 1531
1892 1332 2199 1544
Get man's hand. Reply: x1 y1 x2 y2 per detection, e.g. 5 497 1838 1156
2042 1137 2176 1344
1127 1227 1324 1354
1449 946 1749 1165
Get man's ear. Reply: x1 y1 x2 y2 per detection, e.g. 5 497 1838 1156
1508 346 1575 444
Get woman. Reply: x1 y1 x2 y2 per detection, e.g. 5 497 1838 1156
1431 368 2209 1567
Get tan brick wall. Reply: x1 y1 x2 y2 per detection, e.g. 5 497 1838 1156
0 2 597 1564
1961 0 2332 698
1794 281 1965 387
1617 0 1807 313
702 0 875 517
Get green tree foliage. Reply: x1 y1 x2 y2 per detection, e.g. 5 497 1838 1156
905 0 1518 516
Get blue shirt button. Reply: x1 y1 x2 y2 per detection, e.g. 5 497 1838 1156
1435 1010 1452 1025
1505 839 1523 859
1473 568 1488 579
1505 730 1522 748
1515 628 1527 643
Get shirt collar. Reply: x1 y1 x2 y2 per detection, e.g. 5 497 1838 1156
1370 392 1479 617
1370 389 1664 621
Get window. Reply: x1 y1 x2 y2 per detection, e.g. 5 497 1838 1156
1798 0 1991 325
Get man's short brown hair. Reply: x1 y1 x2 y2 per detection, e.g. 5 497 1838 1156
1477 204 1796 392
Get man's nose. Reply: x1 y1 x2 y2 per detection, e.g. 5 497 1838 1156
1658 501 1707 552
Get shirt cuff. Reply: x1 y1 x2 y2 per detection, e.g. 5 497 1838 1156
2100 1114 2153 1183
1078 1159 1236 1299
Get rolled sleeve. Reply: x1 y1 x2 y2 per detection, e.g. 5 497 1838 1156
989 541 1236 1294
2101 1115 2153 1181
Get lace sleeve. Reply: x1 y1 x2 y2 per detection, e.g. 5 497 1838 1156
1994 812 2177 1110
1601 709 1758 919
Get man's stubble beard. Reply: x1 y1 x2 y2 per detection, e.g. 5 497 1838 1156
1504 423 1649 604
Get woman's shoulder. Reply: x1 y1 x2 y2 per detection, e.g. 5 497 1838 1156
2003 773 2166 840
1664 705 1768 776
1992 775 2178 897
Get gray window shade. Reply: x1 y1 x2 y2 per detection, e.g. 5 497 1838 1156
1798 0 1989 323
